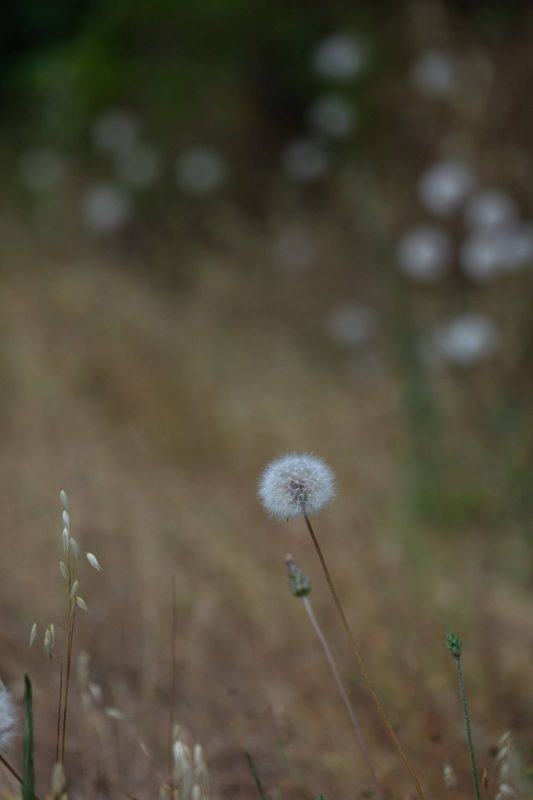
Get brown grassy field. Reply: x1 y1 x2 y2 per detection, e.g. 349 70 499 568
0 200 532 800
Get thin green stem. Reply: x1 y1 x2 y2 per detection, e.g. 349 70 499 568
454 655 481 800
303 514 425 800
302 595 384 799
243 750 268 800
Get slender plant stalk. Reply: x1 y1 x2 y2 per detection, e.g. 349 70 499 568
60 604 77 762
302 595 384 799
55 660 63 762
0 753 23 784
243 750 268 800
447 632 481 800
303 514 425 800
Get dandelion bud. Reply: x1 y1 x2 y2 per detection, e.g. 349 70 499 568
258 453 335 520
446 631 462 659
29 623 37 648
0 684 16 752
86 552 102 571
285 554 311 597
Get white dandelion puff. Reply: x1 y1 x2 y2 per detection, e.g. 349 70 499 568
0 685 16 752
258 453 335 520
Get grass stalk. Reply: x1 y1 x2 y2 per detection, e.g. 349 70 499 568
243 750 269 800
303 513 425 800
302 595 384 799
447 632 481 800
22 673 35 800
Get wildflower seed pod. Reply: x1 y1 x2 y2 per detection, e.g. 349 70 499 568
446 631 462 658
285 554 311 597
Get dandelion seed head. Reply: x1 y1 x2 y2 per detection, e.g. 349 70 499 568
0 684 16 752
258 453 335 520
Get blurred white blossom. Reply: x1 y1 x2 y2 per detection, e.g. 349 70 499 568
176 147 227 194
397 224 452 282
308 95 356 139
460 232 508 281
419 159 475 216
82 183 132 233
281 139 329 182
410 50 459 97
92 110 141 156
312 33 368 81
465 190 517 230
424 313 500 367
19 147 68 192
325 304 376 346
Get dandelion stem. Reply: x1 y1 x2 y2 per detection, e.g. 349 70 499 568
303 513 425 800
302 595 384 798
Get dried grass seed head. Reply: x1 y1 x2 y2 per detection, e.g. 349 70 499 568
259 453 335 520
0 684 16 752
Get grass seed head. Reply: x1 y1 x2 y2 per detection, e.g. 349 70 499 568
258 453 335 520
86 552 102 571
446 630 462 658
29 622 37 648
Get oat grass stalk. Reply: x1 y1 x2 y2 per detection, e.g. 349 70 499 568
303 513 425 800
302 594 384 799
447 632 481 800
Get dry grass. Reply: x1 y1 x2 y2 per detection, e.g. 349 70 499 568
0 214 532 799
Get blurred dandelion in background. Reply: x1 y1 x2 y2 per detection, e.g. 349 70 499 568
312 33 368 81
176 147 227 194
82 182 132 233
464 190 517 230
397 224 452 282
410 49 459 97
419 160 475 216
423 313 500 367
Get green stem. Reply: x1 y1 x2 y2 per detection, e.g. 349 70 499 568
454 655 481 800
243 750 268 800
